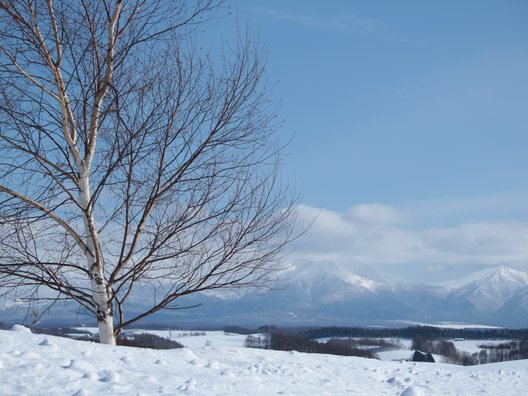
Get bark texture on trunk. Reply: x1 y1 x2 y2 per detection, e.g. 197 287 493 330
79 173 115 345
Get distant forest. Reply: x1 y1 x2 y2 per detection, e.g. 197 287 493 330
225 325 528 340
299 326 528 340
237 325 528 365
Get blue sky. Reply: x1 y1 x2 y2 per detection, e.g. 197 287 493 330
212 1 528 282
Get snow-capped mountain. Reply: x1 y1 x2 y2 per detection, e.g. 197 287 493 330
284 260 408 292
443 266 528 311
2 263 527 328
130 262 525 328
165 263 528 327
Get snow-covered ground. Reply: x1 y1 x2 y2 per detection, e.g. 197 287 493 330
395 321 503 329
73 328 253 349
2 325 528 395
452 339 510 355
128 329 254 349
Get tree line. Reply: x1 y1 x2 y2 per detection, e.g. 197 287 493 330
245 330 375 358
473 339 528 364
302 326 528 341
411 334 528 365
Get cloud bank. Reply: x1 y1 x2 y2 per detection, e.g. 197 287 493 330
292 203 528 282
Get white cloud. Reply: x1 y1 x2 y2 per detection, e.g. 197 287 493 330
256 9 382 35
343 203 405 224
292 203 528 280
422 221 528 262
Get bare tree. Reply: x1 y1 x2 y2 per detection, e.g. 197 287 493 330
0 0 297 344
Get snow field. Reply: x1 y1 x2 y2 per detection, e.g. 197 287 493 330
128 329 254 349
1 326 528 395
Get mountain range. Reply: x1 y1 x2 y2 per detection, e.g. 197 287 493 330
158 262 528 328
2 263 528 328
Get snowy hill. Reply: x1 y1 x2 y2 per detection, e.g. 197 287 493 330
2 325 528 395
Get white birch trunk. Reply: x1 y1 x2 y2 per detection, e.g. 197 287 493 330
79 172 115 345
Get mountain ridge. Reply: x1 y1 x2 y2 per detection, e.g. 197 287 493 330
1 263 527 328
172 263 528 327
